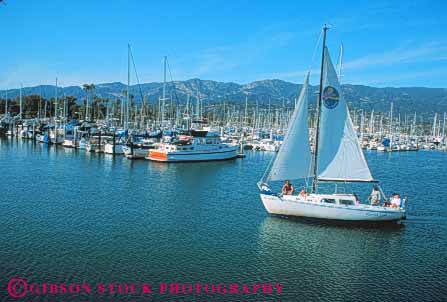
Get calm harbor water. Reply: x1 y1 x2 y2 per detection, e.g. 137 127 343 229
0 138 446 301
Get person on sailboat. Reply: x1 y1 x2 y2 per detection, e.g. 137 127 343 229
282 180 295 195
390 193 402 208
368 185 381 206
299 188 307 197
353 193 360 205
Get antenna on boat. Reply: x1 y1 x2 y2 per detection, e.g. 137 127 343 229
311 24 329 193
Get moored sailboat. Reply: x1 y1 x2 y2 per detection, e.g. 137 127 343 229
123 132 161 159
258 26 406 223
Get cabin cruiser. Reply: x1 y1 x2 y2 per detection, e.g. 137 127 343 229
148 129 238 162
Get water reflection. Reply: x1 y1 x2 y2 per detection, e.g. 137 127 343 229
0 139 446 301
257 215 407 300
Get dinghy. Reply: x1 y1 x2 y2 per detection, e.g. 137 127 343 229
258 25 406 223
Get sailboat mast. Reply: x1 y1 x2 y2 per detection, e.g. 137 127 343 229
55 79 58 121
126 44 130 130
162 55 167 127
442 112 446 138
5 89 8 116
311 24 328 193
20 84 23 118
244 95 248 128
38 87 42 119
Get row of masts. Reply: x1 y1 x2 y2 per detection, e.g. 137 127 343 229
1 43 446 146
3 91 444 138
2 90 446 148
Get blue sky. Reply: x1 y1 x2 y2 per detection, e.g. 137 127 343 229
0 0 446 89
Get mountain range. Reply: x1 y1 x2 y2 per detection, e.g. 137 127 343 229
1 79 447 116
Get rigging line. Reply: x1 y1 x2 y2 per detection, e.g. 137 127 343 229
258 152 276 186
309 29 323 72
128 45 145 104
166 57 175 82
165 58 180 104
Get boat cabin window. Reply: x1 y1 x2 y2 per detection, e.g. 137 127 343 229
321 198 336 204
339 199 354 206
206 139 213 144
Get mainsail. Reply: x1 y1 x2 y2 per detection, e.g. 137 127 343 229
316 47 374 182
267 72 312 181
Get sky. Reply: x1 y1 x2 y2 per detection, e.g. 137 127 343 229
0 0 446 89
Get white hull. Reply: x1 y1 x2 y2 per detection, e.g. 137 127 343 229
19 130 28 139
36 134 45 143
86 143 104 153
149 147 238 162
123 146 150 159
260 144 279 152
78 139 88 150
63 139 77 148
260 194 405 222
51 137 64 144
104 143 124 154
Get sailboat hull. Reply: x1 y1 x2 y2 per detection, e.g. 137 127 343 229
260 194 405 222
104 143 124 154
123 146 152 159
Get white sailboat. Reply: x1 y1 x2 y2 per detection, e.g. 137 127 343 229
258 26 406 222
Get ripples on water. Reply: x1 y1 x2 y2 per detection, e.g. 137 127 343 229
0 139 446 301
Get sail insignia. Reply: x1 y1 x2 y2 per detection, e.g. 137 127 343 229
322 86 339 109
